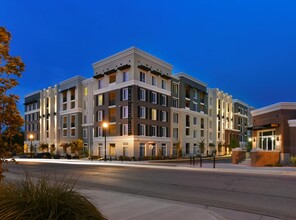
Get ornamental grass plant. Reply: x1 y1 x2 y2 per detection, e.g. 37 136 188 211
0 174 106 220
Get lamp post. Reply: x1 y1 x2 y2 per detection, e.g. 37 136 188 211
29 134 34 154
102 122 109 161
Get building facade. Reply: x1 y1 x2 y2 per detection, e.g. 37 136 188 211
250 102 296 163
24 47 252 158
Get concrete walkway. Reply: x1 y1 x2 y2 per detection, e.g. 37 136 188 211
8 158 294 219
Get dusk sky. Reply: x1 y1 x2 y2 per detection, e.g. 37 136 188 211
1 0 296 113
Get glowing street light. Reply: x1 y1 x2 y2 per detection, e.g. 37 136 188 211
102 122 109 161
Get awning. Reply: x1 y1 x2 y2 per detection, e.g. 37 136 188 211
138 65 151 71
93 73 104 79
118 64 131 70
151 70 161 75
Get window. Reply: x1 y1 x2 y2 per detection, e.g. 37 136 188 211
98 126 103 137
70 89 75 100
98 94 103 106
151 92 157 104
151 126 157 137
161 111 167 122
139 124 145 136
71 101 75 109
193 102 197 111
186 143 190 154
139 106 146 119
152 76 157 86
83 129 87 138
173 128 178 139
173 113 178 123
83 115 87 124
83 101 87 109
123 72 129 82
193 117 197 125
71 128 76 137
98 80 102 89
161 95 167 106
172 83 178 94
161 80 166 89
122 88 128 101
186 128 190 136
193 130 197 138
84 87 88 96
62 116 67 128
63 103 67 111
161 127 166 137
122 106 128 119
109 73 116 84
62 91 67 102
201 130 204 137
70 115 75 127
193 89 198 99
201 118 204 129
109 91 116 106
139 88 146 101
151 109 157 120
209 97 212 105
140 71 146 82
63 129 67 137
97 111 103 121
172 98 178 108
122 124 128 136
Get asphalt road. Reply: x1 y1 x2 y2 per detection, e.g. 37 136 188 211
6 161 296 219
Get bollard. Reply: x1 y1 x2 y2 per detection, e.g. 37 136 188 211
193 156 195 166
213 156 215 168
190 156 192 165
110 156 112 162
200 156 202 167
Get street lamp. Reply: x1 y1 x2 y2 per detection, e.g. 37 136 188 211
102 122 109 161
29 134 34 154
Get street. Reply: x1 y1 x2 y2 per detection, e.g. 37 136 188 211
5 161 296 219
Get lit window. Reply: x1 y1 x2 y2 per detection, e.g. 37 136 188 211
151 109 157 120
109 73 116 84
84 87 88 96
98 94 103 106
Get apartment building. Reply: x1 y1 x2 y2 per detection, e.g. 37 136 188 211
208 88 238 154
24 91 40 152
171 73 209 156
23 47 252 158
92 47 172 158
233 99 251 148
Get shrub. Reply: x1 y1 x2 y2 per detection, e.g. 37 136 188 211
0 174 106 220
290 156 296 167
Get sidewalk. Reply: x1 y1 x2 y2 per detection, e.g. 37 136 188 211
9 158 293 219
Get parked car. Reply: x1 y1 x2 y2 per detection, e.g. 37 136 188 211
35 152 52 159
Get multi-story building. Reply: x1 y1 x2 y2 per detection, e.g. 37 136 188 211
24 91 40 152
23 47 252 158
233 99 252 148
171 73 209 156
92 47 172 158
58 76 85 153
208 88 238 154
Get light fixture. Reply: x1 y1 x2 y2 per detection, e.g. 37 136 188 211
253 138 256 142
276 136 279 141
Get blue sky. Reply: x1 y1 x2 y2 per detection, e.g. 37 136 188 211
1 0 296 113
